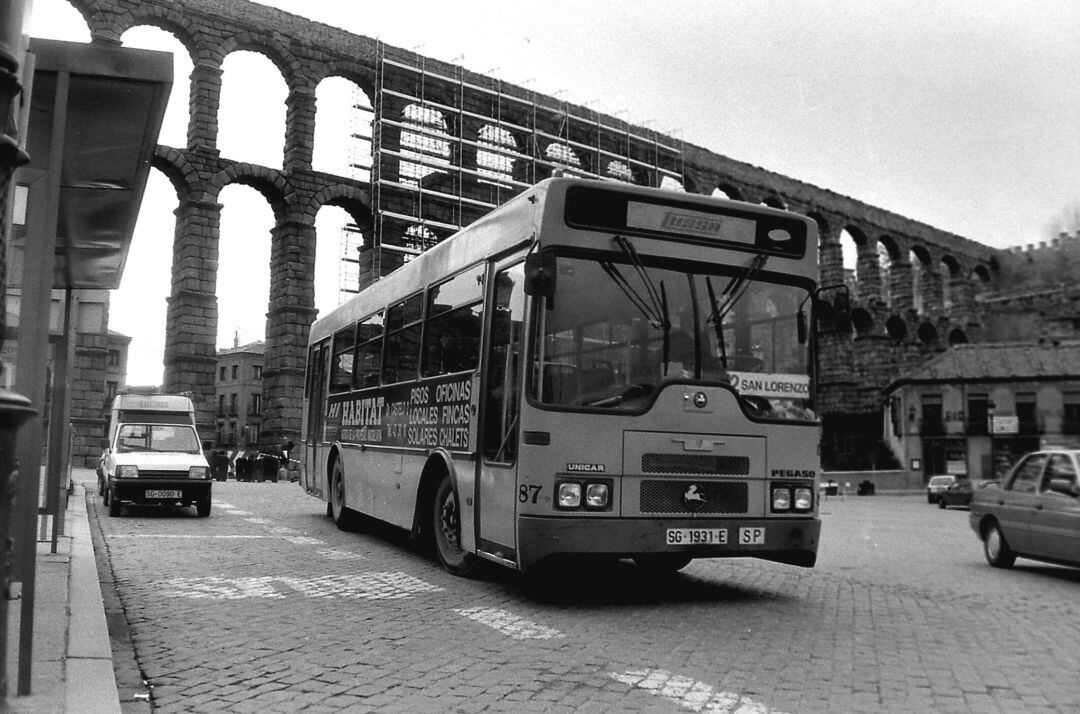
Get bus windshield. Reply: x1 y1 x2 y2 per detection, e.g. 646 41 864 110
530 253 815 421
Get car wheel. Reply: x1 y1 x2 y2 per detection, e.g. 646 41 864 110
633 554 692 573
983 521 1016 568
196 498 211 518
938 498 947 509
108 490 121 517
432 473 476 576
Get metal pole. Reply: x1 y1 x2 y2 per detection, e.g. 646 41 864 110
47 287 75 550
14 57 65 698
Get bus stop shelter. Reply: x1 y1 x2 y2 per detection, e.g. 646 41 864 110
0 35 170 700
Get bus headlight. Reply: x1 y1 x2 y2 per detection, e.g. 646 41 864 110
585 483 609 509
116 465 139 479
772 487 791 511
557 482 582 508
793 487 813 511
189 466 209 479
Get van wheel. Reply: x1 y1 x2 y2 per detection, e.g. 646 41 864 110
938 498 947 509
432 473 476 576
108 491 121 517
983 521 1016 568
196 498 211 518
330 459 361 531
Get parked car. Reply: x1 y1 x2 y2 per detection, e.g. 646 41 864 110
937 477 973 509
969 449 1080 569
926 475 956 504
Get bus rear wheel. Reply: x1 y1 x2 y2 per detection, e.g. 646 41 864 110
432 473 476 577
330 459 361 531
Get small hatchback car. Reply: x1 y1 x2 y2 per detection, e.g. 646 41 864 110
926 475 956 504
969 449 1080 569
938 478 974 509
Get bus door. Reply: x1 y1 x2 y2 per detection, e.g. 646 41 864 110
304 342 329 494
475 263 525 561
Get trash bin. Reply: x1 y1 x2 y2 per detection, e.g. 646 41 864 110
234 451 254 482
259 452 281 482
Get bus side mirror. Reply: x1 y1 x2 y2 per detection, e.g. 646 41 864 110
524 251 556 301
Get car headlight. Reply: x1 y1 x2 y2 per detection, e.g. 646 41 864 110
117 465 139 478
557 482 582 508
793 487 813 511
189 466 209 479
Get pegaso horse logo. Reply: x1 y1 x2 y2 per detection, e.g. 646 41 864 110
683 484 707 509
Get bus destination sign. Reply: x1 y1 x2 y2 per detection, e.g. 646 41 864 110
626 202 756 243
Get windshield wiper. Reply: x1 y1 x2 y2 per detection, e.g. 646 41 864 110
600 235 672 370
705 254 769 369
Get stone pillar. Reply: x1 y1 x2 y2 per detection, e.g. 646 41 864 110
890 250 914 313
263 218 318 446
951 268 977 323
818 223 844 288
284 86 316 172
164 197 221 435
855 234 882 304
920 251 944 313
188 60 222 153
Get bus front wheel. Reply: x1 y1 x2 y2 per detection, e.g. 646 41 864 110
432 473 476 577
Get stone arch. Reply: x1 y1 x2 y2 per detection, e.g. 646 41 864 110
151 146 201 202
208 164 292 223
761 194 787 210
909 245 933 313
940 255 961 309
216 33 305 87
877 235 902 307
307 184 373 229
714 183 744 201
839 225 867 301
314 61 378 101
398 103 453 187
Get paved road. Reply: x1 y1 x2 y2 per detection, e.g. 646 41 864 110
86 476 1080 713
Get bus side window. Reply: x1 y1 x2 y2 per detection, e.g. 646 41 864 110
329 326 356 393
384 293 423 384
353 312 385 389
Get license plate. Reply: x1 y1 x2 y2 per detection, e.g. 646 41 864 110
146 489 182 499
666 528 727 545
739 527 766 545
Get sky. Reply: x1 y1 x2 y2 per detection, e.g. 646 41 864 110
27 0 1080 385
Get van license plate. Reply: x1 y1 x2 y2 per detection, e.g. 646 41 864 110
146 489 182 499
666 528 727 545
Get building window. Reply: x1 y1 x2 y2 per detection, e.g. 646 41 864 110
1016 392 1038 434
967 394 988 435
217 393 225 416
104 380 117 403
231 364 239 379
920 394 944 435
253 365 262 379
219 366 226 381
1064 392 1080 435
107 350 121 367
230 393 238 416
250 393 262 416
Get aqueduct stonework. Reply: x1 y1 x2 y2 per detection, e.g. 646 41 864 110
65 0 1001 462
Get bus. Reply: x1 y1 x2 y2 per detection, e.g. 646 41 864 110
300 177 829 576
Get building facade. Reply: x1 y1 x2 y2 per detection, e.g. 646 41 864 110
883 342 1080 484
215 340 265 450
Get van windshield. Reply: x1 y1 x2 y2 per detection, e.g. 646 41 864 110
117 424 202 454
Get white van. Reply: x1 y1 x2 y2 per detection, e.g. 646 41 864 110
97 394 212 517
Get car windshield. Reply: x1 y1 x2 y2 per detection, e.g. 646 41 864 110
528 253 814 421
117 424 201 453
929 477 954 486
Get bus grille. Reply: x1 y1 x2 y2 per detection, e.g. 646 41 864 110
640 480 748 514
641 454 750 475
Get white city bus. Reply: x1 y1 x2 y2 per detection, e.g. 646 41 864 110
300 177 828 576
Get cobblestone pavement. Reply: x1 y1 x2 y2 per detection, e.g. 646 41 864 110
86 480 1080 713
